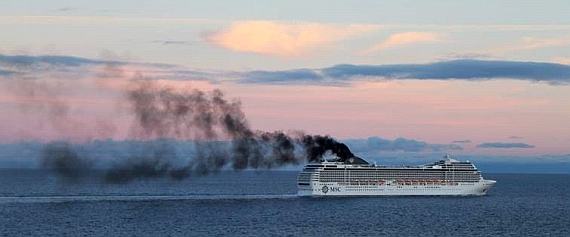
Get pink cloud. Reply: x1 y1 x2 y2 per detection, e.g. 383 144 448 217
519 37 570 50
362 32 442 54
491 37 570 55
203 21 378 58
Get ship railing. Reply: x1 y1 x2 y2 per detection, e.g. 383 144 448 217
390 179 460 186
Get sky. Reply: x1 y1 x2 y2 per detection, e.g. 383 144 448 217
1 1 570 168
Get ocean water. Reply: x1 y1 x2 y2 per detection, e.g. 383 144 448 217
1 170 569 237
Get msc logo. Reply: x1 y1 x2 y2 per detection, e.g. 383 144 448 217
321 186 341 194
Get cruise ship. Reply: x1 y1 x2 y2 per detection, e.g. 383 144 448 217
297 155 496 196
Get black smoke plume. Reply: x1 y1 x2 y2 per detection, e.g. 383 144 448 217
42 79 356 183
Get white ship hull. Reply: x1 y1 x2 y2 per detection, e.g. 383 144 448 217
298 179 496 196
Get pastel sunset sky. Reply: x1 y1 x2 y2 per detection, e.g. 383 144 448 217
1 1 570 166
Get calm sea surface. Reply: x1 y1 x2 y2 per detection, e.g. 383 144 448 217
1 170 569 236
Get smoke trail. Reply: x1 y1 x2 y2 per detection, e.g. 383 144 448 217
42 79 356 184
123 80 355 173
40 142 92 182
101 140 175 183
5 68 120 142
